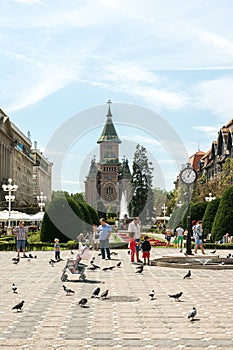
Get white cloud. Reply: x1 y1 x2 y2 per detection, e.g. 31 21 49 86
198 31 233 57
194 76 233 119
193 125 221 138
13 0 44 4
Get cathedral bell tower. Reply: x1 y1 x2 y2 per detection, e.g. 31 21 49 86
97 100 121 204
85 100 131 213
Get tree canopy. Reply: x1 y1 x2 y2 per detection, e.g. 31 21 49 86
128 144 155 224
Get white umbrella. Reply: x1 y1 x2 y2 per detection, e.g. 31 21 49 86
0 210 32 221
30 212 44 221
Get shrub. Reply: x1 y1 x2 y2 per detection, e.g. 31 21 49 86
182 202 208 229
212 185 233 242
40 197 85 243
202 198 220 237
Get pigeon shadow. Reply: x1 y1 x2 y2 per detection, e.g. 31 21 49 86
68 279 103 284
190 318 200 322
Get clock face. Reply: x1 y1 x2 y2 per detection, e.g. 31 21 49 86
180 168 197 184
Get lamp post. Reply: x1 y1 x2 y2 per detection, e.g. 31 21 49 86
37 192 46 212
2 178 18 229
161 204 167 225
176 200 183 208
205 193 216 202
179 163 197 255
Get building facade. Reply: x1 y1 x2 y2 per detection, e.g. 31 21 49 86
0 108 52 211
85 102 131 213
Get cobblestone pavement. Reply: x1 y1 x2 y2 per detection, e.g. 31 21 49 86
0 248 233 350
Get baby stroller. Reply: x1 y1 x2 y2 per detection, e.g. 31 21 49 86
61 243 92 282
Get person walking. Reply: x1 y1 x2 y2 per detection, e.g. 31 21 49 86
176 224 184 250
13 221 28 258
193 220 205 255
141 235 152 265
97 218 112 259
54 238 61 261
128 217 142 263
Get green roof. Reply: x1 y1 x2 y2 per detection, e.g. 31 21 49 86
97 105 121 144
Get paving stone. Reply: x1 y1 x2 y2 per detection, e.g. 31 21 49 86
0 249 233 349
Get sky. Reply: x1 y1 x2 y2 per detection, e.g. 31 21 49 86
1 0 233 195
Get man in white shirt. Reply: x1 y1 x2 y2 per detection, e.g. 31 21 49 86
128 217 142 263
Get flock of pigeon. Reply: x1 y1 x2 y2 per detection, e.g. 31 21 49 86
11 248 218 322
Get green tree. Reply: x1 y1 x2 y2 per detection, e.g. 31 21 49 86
202 198 220 238
70 192 85 202
220 158 233 191
129 144 155 224
211 185 233 242
40 197 85 243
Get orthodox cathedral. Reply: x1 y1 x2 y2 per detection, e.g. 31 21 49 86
85 101 131 214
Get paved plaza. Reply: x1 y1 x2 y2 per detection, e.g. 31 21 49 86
0 247 233 350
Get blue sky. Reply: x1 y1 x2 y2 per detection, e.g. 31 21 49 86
1 0 233 194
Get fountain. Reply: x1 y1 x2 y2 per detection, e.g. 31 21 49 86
119 191 129 220
151 255 233 269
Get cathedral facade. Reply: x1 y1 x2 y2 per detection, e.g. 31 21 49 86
85 101 131 214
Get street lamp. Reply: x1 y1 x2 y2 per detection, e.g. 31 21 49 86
205 193 216 202
161 204 167 225
2 178 18 228
179 163 197 255
176 200 183 208
37 192 46 212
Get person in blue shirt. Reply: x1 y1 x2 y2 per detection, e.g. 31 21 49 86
97 218 112 259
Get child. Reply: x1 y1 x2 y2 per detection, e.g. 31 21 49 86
141 236 151 265
129 237 137 263
54 238 61 261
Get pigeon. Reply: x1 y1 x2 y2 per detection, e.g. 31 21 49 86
116 262 122 267
12 300 24 311
34 255 37 259
49 259 56 264
91 287 100 298
168 292 183 301
128 250 130 255
149 290 155 300
135 265 144 274
70 250 74 255
211 250 216 254
12 283 17 293
183 270 191 279
29 253 34 259
100 289 109 299
90 258 95 264
78 298 88 307
226 253 231 259
12 257 20 262
110 252 118 256
63 285 75 295
188 307 197 321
